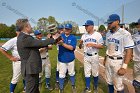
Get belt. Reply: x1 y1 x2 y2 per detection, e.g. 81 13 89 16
84 52 97 56
42 57 47 59
107 55 123 60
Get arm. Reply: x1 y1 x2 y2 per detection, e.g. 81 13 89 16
86 43 104 49
123 48 133 66
23 36 55 48
39 48 46 53
0 48 19 62
117 48 133 76
58 36 77 51
62 43 74 50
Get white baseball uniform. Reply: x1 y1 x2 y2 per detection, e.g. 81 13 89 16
132 31 140 82
105 28 134 91
39 48 51 78
81 31 103 77
1 37 21 84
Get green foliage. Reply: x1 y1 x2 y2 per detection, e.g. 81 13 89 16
0 23 16 38
98 25 106 32
129 22 137 29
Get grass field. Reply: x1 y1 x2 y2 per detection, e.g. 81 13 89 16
0 40 133 93
0 44 108 93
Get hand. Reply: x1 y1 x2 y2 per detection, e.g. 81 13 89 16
55 36 63 44
86 43 96 47
48 45 52 49
39 48 46 52
79 44 83 49
52 33 61 40
47 33 52 39
10 56 20 62
57 40 64 45
117 68 126 76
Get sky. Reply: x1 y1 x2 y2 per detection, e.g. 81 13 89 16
0 0 139 26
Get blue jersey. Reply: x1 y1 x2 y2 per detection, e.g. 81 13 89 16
58 34 77 63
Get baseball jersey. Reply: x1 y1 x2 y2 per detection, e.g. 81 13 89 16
58 34 77 63
1 37 20 58
132 31 140 61
81 31 103 54
106 28 134 57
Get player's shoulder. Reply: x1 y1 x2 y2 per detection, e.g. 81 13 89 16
94 31 102 36
118 28 131 36
6 37 17 43
106 30 111 37
70 34 76 39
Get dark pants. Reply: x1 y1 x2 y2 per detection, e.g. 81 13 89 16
25 74 40 93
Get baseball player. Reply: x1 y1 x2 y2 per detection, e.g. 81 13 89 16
79 20 104 93
0 30 26 93
132 18 140 93
57 24 77 93
34 30 53 90
104 14 134 93
55 25 64 89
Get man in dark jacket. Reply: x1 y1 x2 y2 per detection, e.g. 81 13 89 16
16 19 59 93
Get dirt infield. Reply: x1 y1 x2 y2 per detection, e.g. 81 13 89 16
75 47 135 93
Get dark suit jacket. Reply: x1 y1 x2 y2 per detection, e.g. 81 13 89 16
17 32 54 76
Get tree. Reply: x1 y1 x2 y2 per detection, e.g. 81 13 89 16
0 23 16 38
129 22 137 29
98 25 106 32
37 17 49 31
47 16 58 24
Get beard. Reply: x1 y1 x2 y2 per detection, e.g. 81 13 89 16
110 26 116 31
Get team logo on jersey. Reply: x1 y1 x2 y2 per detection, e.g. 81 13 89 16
68 40 71 44
108 38 120 44
84 38 96 43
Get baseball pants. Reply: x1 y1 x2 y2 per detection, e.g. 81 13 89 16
105 57 124 91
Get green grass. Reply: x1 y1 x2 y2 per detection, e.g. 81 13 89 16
0 40 7 43
0 45 108 93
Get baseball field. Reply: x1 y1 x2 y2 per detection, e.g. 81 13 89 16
0 41 134 93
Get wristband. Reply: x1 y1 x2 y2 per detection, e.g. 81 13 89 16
122 63 128 69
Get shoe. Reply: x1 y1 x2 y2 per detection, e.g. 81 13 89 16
59 89 64 93
55 82 59 89
94 88 98 93
72 85 76 93
45 83 53 90
93 87 98 93
82 87 91 93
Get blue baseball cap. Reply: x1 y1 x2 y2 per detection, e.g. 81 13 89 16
106 14 120 24
83 20 94 26
65 24 72 29
135 18 140 25
57 25 64 29
34 30 41 35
